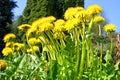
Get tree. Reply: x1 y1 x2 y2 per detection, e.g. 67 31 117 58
63 0 84 11
11 15 24 34
23 0 84 24
0 0 16 54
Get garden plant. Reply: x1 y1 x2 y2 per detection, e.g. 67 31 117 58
0 4 120 80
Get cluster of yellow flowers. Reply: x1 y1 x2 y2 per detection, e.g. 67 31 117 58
2 33 16 56
1 4 116 56
16 4 116 36
2 33 25 56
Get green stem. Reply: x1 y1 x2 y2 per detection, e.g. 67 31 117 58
110 32 113 54
74 28 80 77
79 23 86 79
100 43 103 69
98 24 103 69
86 39 93 68
42 32 56 60
60 32 66 49
45 31 63 64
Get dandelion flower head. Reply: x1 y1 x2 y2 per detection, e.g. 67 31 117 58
75 10 90 22
87 4 103 15
32 16 55 33
93 16 105 23
3 33 16 42
2 47 13 56
53 19 65 32
104 24 116 32
64 7 84 20
18 24 31 31
65 18 80 30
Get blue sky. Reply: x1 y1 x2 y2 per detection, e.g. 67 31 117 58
13 0 120 33
13 0 27 16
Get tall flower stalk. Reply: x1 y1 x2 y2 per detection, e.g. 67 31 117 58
104 24 116 54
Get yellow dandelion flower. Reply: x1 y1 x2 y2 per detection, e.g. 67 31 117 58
64 7 76 20
18 24 31 31
93 16 105 23
38 16 56 23
3 33 16 42
46 16 56 22
32 17 55 33
27 49 32 53
104 24 116 32
65 18 80 30
87 4 103 15
2 47 13 56
0 59 7 70
13 42 24 50
53 19 65 32
28 38 40 45
32 18 41 28
75 10 90 22
33 46 39 52
32 16 56 27
64 7 84 20
40 22 54 32
31 25 41 34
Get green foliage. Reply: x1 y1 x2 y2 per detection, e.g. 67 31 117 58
0 52 46 80
17 15 25 26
